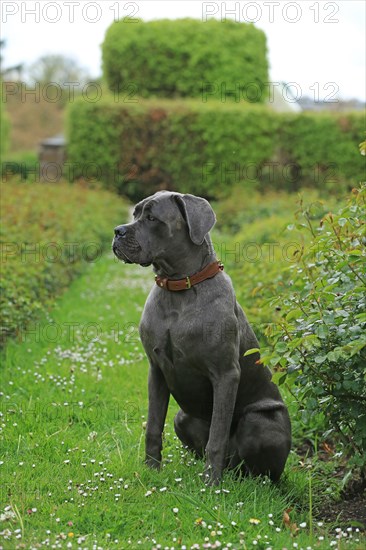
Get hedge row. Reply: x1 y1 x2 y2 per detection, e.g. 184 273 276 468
67 97 365 200
0 81 10 157
102 18 268 102
0 180 128 344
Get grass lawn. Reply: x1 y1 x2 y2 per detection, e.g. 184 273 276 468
1 247 364 549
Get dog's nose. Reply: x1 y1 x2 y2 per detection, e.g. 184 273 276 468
114 225 127 237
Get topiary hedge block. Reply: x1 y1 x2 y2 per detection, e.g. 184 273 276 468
102 18 269 103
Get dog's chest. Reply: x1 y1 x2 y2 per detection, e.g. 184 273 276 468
142 319 213 413
141 307 197 357
140 302 206 385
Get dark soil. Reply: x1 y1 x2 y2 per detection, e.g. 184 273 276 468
320 477 366 530
296 439 366 530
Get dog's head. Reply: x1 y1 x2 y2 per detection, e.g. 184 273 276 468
112 191 216 268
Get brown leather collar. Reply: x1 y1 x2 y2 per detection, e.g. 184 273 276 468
155 260 224 291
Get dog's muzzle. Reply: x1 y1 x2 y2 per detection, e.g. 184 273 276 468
112 224 150 266
113 224 134 263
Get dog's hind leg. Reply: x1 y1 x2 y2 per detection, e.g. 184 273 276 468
174 409 210 458
235 405 291 481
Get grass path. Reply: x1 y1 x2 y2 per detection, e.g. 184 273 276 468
1 253 364 549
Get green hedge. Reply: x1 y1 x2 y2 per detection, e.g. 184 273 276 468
0 180 128 345
274 111 366 190
67 97 365 200
102 18 268 102
0 81 10 158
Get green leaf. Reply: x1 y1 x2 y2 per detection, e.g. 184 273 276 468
347 249 363 256
272 371 285 385
302 334 321 350
287 364 301 374
314 355 327 364
340 339 366 357
243 348 260 357
336 309 350 318
274 341 288 353
278 374 287 386
269 355 281 367
286 308 303 321
326 349 342 362
315 324 329 339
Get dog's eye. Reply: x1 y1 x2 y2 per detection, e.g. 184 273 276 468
147 215 156 222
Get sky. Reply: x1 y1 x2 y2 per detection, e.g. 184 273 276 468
1 0 365 101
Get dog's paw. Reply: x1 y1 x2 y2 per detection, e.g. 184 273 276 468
145 456 161 470
203 465 221 486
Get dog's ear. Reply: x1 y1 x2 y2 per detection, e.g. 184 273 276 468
175 194 216 245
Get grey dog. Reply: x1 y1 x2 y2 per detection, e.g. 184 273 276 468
112 191 291 484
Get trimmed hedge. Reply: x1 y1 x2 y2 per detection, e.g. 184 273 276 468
0 81 10 158
102 18 268 102
0 180 128 344
67 97 365 200
275 111 366 190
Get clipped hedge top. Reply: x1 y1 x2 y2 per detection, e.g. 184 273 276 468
102 18 268 102
68 94 275 114
68 94 366 122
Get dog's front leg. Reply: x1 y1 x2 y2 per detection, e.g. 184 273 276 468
145 362 170 469
205 368 240 484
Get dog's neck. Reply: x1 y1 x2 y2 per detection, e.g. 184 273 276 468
152 236 217 280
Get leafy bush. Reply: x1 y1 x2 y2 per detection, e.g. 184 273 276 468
262 185 366 473
67 96 365 200
0 180 128 344
102 18 268 102
212 188 337 346
1 150 38 180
